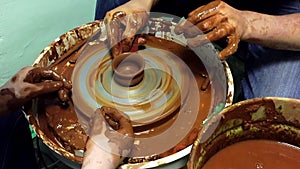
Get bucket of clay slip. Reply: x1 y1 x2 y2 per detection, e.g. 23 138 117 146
188 97 300 169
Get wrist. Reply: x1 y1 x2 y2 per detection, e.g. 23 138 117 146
142 0 158 7
239 11 274 42
237 10 253 41
151 0 159 7
130 0 156 10
0 88 16 115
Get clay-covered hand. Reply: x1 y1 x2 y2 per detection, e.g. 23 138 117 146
82 106 134 169
0 66 72 115
175 0 246 60
104 0 154 57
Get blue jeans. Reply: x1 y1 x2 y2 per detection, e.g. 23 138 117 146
243 46 300 99
0 110 38 169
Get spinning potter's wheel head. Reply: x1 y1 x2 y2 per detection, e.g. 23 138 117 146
72 12 227 165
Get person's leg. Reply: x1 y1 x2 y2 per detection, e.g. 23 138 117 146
95 0 129 20
0 110 38 169
242 45 300 99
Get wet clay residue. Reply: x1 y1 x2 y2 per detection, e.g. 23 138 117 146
188 98 300 169
28 34 213 164
201 140 300 169
127 35 212 163
28 49 88 162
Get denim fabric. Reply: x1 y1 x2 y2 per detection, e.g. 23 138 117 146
0 110 38 169
243 46 300 99
242 0 300 99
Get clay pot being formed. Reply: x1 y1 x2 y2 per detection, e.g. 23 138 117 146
112 52 145 87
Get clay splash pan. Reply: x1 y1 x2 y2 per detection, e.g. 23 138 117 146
24 14 233 168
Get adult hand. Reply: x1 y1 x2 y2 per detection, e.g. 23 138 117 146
82 106 134 169
104 0 155 57
175 0 246 60
0 66 71 115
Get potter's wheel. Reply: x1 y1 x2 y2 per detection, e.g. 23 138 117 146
72 14 227 160
26 14 231 168
72 34 201 158
73 44 192 127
